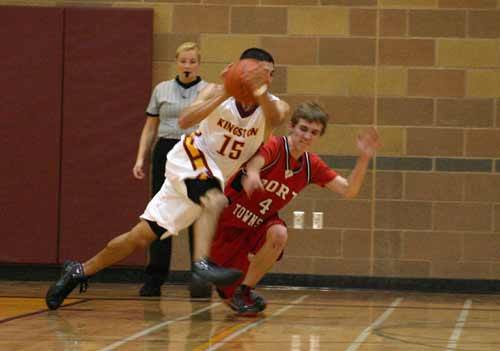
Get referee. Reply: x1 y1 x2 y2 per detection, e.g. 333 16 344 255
133 42 211 298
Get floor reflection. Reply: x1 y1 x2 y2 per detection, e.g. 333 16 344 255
3 283 500 351
46 312 82 351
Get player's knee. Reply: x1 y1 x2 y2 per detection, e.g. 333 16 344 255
268 226 288 250
127 224 154 249
133 235 151 249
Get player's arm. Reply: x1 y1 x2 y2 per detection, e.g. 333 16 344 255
178 83 230 129
241 136 280 197
325 157 370 199
325 127 381 199
256 93 290 129
242 154 266 197
243 62 290 128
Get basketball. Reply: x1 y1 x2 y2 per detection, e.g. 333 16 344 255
224 59 261 105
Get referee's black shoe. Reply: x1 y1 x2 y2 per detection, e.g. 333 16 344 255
46 261 88 310
192 258 242 287
139 275 163 297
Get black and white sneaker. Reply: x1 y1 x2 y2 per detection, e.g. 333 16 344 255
192 258 242 287
45 261 88 310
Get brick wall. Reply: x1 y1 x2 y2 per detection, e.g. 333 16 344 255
3 0 499 280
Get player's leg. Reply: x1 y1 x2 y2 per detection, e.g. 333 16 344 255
188 225 212 298
46 221 157 310
242 224 288 287
191 186 243 286
192 188 228 260
229 223 287 315
83 221 157 276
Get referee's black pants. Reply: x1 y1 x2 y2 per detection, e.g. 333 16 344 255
145 138 195 284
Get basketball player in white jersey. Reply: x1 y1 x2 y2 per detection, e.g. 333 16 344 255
46 48 290 310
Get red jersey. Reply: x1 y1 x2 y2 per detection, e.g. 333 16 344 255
220 135 337 229
212 136 337 298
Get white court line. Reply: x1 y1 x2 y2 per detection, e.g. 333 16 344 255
204 295 308 351
447 299 472 350
346 297 403 351
97 302 221 351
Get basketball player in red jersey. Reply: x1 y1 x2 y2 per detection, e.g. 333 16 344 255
210 102 381 315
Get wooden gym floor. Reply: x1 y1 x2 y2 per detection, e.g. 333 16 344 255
1 281 500 350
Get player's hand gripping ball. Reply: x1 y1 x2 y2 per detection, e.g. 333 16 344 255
224 59 270 105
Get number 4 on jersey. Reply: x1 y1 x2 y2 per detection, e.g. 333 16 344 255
259 198 272 215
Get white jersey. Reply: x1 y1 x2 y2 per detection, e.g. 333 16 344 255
141 94 280 235
165 95 278 188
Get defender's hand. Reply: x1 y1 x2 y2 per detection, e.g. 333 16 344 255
242 171 264 198
357 127 382 159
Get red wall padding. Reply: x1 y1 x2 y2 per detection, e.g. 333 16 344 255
0 7 64 264
59 8 152 265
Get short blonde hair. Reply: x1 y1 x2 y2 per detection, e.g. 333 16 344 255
175 42 201 61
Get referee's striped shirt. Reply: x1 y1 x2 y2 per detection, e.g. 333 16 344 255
146 77 207 139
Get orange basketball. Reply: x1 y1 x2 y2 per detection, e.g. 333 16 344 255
224 59 261 105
